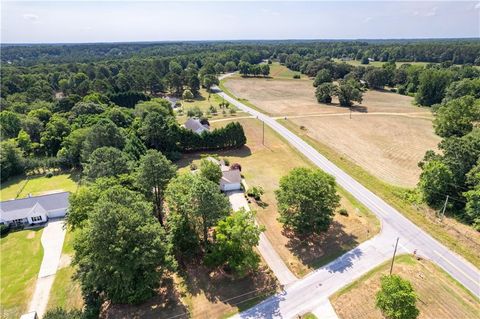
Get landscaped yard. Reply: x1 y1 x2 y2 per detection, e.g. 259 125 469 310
0 172 80 201
175 87 246 124
330 254 480 319
179 118 379 277
1 229 44 318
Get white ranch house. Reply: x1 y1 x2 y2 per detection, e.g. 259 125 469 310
0 192 69 226
206 157 242 192
184 118 210 134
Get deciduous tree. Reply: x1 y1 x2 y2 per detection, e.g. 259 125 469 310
275 167 340 235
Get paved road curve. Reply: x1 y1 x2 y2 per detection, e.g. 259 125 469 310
213 85 480 317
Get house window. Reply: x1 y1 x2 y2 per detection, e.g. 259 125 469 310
12 218 26 225
31 216 43 222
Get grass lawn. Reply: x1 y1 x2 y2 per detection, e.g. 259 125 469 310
330 255 480 319
0 172 80 201
178 118 379 277
268 62 307 79
279 119 480 268
47 228 83 312
175 88 246 124
1 228 44 318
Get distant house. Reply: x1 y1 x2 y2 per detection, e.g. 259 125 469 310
184 118 210 134
206 157 242 192
0 192 69 226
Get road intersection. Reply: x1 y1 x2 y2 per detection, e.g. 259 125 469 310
213 82 480 318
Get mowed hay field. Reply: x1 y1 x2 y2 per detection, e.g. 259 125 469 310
330 255 480 319
223 77 440 187
179 118 379 277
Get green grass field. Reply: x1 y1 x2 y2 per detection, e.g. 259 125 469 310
268 62 307 79
1 229 44 318
0 172 79 201
175 88 244 124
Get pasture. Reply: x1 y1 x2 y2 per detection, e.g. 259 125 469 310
223 77 439 187
330 255 480 319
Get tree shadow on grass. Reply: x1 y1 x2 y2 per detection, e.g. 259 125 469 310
102 276 189 319
178 263 278 317
284 220 360 271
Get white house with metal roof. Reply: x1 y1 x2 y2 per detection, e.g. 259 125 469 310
184 118 210 134
0 192 69 226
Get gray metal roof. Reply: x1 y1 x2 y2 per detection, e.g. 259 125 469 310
0 192 69 220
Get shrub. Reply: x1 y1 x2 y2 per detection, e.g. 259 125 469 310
231 163 242 171
229 108 236 115
247 186 264 201
390 88 397 93
190 163 198 171
338 208 349 216
223 158 230 166
45 171 54 178
293 74 301 79
0 224 10 236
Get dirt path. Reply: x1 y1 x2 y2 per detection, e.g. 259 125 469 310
28 220 67 318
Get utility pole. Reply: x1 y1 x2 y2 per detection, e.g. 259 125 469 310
389 237 399 275
440 195 449 220
349 108 352 119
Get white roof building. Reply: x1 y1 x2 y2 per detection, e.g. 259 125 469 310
0 192 69 226
184 118 209 134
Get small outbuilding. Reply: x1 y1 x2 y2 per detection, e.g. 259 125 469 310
0 192 69 226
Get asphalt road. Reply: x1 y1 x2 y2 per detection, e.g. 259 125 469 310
213 85 480 317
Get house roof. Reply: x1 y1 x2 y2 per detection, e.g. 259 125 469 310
221 169 241 185
184 118 208 132
0 192 69 221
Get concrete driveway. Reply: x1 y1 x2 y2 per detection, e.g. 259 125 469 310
226 191 297 286
28 219 67 318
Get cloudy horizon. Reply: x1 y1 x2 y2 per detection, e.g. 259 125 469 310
2 1 479 44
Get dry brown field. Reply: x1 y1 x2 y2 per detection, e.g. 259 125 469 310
223 77 440 187
331 255 480 319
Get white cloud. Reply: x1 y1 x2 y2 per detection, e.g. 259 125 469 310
475 2 480 10
425 6 437 17
23 13 39 21
363 17 372 23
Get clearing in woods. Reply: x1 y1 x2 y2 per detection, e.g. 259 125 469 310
330 254 480 319
222 76 440 187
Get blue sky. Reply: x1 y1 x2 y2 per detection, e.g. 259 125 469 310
1 1 479 43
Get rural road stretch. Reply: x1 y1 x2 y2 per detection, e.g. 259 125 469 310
213 84 480 317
